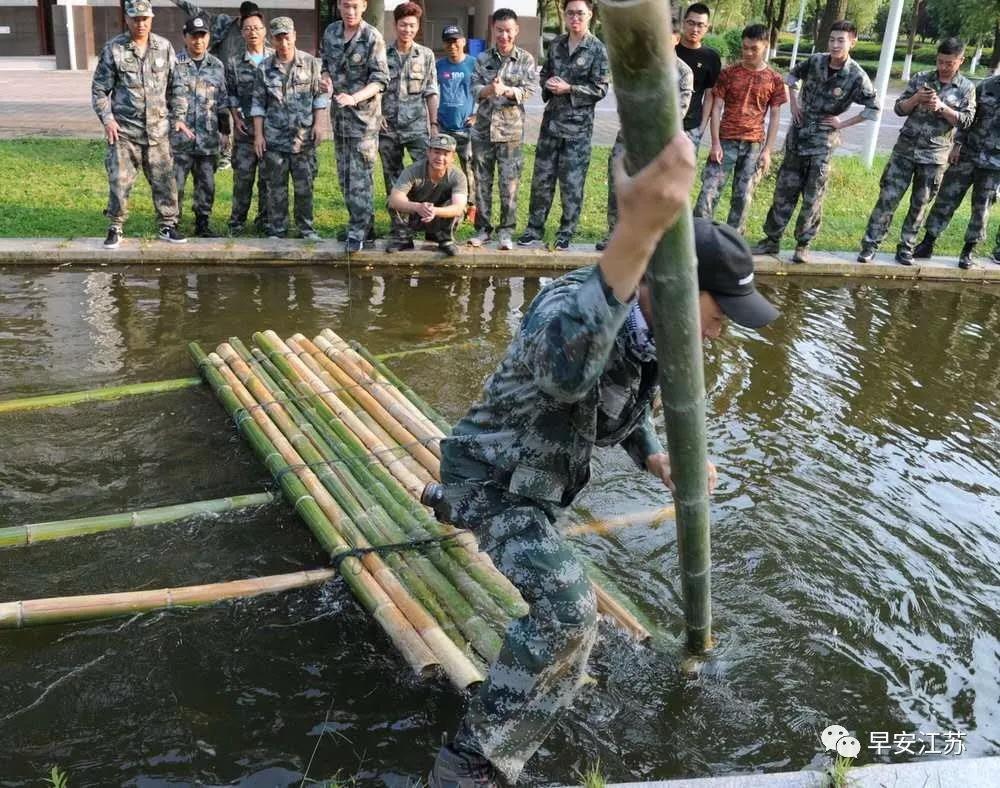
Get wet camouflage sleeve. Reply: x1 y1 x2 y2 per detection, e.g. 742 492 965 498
621 409 665 468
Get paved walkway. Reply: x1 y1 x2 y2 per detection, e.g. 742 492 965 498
0 237 997 283
0 69 904 152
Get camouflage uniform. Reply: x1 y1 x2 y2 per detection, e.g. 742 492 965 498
91 32 184 230
922 75 1000 250
761 54 878 246
434 266 663 783
470 45 537 234
694 140 763 234
380 42 439 239
861 70 975 254
250 49 328 236
171 50 228 224
320 20 389 243
521 33 609 243
606 59 693 234
227 46 274 230
390 159 468 244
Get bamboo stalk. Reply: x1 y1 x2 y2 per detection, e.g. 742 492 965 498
206 348 483 689
0 492 274 549
0 377 202 415
563 505 675 538
599 0 712 654
0 569 337 629
189 342 439 679
374 340 481 362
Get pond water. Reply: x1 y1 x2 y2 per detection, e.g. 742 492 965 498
0 267 997 786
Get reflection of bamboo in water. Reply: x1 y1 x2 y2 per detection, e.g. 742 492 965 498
563 505 675 538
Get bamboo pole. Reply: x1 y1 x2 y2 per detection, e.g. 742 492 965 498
0 493 274 549
374 339 482 362
204 348 483 689
215 343 503 661
189 342 439 679
563 505 675 538
0 569 336 629
599 0 713 654
0 377 202 415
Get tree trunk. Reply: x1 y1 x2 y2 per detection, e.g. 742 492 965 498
991 20 1000 71
363 0 384 34
901 0 921 82
816 0 847 48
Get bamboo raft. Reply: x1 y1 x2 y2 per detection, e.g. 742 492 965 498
187 328 651 690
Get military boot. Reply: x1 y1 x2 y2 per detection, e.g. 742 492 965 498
913 234 936 259
958 242 976 269
750 238 780 255
195 216 220 238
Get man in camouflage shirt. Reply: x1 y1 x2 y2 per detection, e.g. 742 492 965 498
858 37 975 265
468 8 537 251
320 0 389 252
751 20 878 264
251 17 328 240
912 73 1000 269
226 8 272 234
427 135 777 786
171 14 228 237
516 0 608 251
596 17 691 252
91 0 190 249
381 2 440 250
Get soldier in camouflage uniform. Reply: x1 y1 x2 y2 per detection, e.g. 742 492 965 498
250 17 328 239
468 8 537 250
380 2 440 246
751 21 879 264
912 74 1000 269
320 0 390 252
169 0 259 168
596 20 691 252
226 9 273 234
91 0 189 248
858 38 975 265
517 0 608 251
426 134 777 785
171 15 229 237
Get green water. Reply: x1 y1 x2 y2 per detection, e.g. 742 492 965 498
0 267 997 785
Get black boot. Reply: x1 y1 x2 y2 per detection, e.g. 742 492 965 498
913 234 936 259
195 216 220 238
958 242 975 269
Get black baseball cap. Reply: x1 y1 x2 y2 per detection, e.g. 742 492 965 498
694 218 779 328
183 14 210 34
442 25 464 41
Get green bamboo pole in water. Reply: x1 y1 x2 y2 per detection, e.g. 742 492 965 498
0 492 274 549
0 378 202 415
599 0 712 654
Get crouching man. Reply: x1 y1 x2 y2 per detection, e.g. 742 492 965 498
386 133 468 257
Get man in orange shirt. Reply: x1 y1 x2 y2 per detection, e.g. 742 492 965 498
694 23 786 233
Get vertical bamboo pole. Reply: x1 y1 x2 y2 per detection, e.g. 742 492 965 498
598 0 712 654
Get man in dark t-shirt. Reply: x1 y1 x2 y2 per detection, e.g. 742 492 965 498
387 133 468 256
675 2 721 149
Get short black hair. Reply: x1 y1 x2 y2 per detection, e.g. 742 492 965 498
829 20 857 37
685 3 711 18
239 1 259 18
241 10 264 27
563 0 592 9
938 37 965 56
492 7 518 24
742 23 769 42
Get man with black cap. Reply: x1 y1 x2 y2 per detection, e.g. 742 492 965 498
387 133 468 257
171 14 229 237
436 25 477 218
426 133 778 786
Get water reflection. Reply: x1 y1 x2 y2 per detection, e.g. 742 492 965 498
0 268 996 785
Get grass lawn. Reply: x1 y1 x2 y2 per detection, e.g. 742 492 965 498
0 137 994 258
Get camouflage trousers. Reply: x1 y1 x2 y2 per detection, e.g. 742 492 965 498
335 134 378 242
523 132 593 241
761 146 833 246
230 137 269 229
380 132 429 239
104 137 179 229
173 150 218 222
694 139 763 234
862 153 946 252
441 481 598 785
262 147 317 236
605 131 625 233
445 127 476 204
471 135 523 233
391 211 460 244
923 158 1000 246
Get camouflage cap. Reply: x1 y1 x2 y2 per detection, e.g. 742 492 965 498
124 0 155 18
270 16 294 35
428 133 457 152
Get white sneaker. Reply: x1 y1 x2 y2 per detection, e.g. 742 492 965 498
468 230 491 247
498 231 513 251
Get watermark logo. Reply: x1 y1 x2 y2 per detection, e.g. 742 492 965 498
821 724 861 758
820 724 968 758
